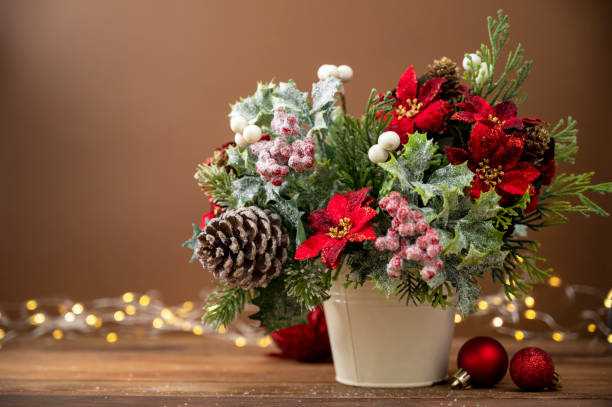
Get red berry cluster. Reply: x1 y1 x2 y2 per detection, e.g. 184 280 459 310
271 109 300 137
375 192 443 280
251 136 315 186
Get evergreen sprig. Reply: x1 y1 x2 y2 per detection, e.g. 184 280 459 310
549 116 579 164
202 283 249 330
283 260 331 310
194 163 237 209
466 9 533 106
327 90 394 194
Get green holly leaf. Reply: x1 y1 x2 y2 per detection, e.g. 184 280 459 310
182 223 203 263
231 176 265 207
272 81 311 124
379 132 436 192
231 81 275 124
466 189 501 221
311 77 341 113
411 162 473 205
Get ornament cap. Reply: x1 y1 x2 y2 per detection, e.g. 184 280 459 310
449 368 471 389
550 372 562 390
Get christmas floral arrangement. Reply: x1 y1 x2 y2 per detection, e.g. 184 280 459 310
184 10 610 332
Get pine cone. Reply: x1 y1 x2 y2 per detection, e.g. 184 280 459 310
197 206 289 289
429 57 461 102
522 124 551 165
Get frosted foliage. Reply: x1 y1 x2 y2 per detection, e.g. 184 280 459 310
271 81 311 123
411 162 473 205
311 77 341 113
379 133 436 192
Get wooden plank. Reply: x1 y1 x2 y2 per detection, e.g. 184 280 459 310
0 335 610 406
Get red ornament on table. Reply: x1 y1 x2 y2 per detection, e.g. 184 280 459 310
450 336 509 389
510 347 562 391
269 306 331 363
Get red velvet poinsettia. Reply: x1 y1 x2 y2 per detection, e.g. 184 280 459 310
295 187 376 269
452 94 523 132
445 122 540 200
386 66 453 144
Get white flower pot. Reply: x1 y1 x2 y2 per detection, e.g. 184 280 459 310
323 270 456 388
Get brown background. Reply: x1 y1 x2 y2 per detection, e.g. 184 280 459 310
1 1 610 333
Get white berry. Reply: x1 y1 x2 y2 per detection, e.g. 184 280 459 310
317 64 339 80
337 65 353 82
242 124 262 144
368 144 389 164
475 62 491 86
378 131 401 151
462 53 482 72
234 133 249 148
230 115 249 134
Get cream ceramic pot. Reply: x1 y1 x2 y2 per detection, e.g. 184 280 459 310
323 270 455 387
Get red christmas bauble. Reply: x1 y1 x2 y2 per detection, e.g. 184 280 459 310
269 306 331 362
510 347 558 391
457 336 508 387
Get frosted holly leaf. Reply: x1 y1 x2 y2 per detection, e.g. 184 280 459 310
308 109 334 137
231 176 265 206
411 162 473 205
379 132 436 193
466 189 501 221
272 81 312 124
268 194 304 233
445 218 504 255
427 268 447 289
454 272 480 315
460 249 508 270
231 81 275 124
226 146 253 176
182 223 204 263
311 77 341 113
434 186 460 226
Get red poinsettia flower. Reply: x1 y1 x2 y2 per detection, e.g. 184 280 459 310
452 94 523 132
386 66 453 144
295 187 377 269
445 122 540 200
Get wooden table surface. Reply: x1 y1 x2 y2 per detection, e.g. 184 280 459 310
0 333 610 406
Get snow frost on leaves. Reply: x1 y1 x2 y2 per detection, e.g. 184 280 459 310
231 176 264 207
182 223 204 263
444 189 504 256
411 162 473 205
231 82 275 126
379 132 436 192
311 77 341 113
272 81 312 125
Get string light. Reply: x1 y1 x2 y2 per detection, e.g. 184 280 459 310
257 336 272 348
26 300 38 311
85 314 97 326
548 276 562 287
152 318 163 329
72 303 84 315
0 281 609 349
122 292 134 303
30 313 45 325
52 329 63 340
106 332 118 343
552 332 564 342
